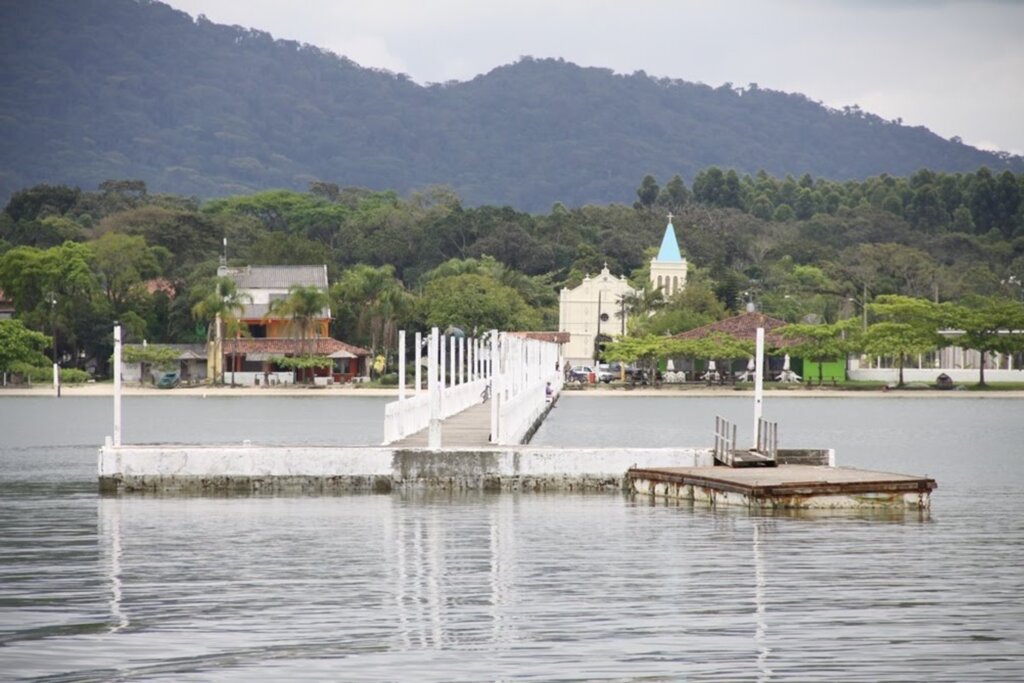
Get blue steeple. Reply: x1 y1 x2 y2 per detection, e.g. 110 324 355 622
656 217 683 263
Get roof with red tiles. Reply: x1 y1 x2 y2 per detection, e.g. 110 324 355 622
674 312 797 348
225 337 370 358
509 331 571 344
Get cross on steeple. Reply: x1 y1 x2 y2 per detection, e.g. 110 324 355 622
666 212 674 223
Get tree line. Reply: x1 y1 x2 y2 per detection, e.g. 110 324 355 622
1 167 1023 380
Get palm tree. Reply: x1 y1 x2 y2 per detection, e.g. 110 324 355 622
192 277 251 385
621 287 666 335
332 264 409 358
268 285 331 379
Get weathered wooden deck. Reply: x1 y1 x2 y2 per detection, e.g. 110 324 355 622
389 402 492 448
628 464 937 509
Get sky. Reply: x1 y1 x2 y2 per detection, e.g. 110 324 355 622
163 0 1024 155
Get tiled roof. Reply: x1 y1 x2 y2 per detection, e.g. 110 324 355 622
225 337 370 357
509 331 571 344
674 312 796 348
123 343 206 359
228 265 328 289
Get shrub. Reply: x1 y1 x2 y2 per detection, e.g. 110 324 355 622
9 363 91 384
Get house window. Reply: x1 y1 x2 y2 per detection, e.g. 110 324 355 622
249 323 267 338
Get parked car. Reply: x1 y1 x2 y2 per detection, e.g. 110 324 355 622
567 365 595 383
596 363 616 383
156 371 180 389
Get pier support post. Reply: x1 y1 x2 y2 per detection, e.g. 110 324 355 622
113 324 122 447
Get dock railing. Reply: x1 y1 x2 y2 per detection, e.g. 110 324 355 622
713 416 737 463
383 329 493 445
755 417 778 459
493 332 563 445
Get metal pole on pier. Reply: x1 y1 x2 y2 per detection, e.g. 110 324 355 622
752 327 764 449
113 324 122 447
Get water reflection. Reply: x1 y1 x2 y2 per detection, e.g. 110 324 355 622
4 396 1024 680
99 498 129 633
753 520 771 682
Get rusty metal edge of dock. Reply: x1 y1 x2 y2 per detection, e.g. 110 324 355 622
627 467 938 498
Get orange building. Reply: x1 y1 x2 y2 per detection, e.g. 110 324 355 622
216 264 369 384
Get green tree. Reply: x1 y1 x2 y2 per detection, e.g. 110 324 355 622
419 273 541 332
635 175 660 209
950 296 1024 386
332 264 409 357
91 232 166 312
602 334 674 385
862 295 946 386
661 174 690 209
121 344 181 386
191 277 251 385
777 320 858 384
672 333 755 376
0 319 51 375
267 284 331 357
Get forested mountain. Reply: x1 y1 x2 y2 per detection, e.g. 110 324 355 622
1 0 1021 211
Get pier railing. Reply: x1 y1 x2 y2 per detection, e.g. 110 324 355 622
713 416 737 463
383 329 563 446
383 329 493 445
492 332 562 445
755 418 778 459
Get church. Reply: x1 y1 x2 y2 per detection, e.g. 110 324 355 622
558 216 687 367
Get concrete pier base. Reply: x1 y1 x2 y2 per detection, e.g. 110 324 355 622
98 444 714 494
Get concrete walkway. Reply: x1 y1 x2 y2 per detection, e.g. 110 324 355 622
389 401 492 448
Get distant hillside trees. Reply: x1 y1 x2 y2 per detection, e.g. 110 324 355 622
1 0 1022 210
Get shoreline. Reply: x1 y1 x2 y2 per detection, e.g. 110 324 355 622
2 383 1023 399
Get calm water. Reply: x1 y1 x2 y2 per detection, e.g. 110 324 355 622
1 394 1023 681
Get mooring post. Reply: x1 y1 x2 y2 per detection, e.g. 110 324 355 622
113 323 122 447
428 327 441 448
753 327 764 449
398 330 406 400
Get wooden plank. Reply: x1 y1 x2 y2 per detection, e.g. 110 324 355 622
391 401 492 448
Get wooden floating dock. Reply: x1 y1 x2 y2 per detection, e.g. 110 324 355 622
628 464 937 510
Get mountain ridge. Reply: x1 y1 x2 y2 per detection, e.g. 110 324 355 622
0 0 1020 211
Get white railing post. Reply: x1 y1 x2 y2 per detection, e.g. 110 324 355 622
459 336 465 385
490 330 499 443
398 330 406 401
414 331 422 394
113 324 122 446
428 327 441 448
753 327 764 449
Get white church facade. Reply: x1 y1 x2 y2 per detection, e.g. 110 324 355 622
558 217 687 367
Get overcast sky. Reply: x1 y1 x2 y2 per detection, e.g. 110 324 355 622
163 0 1024 155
